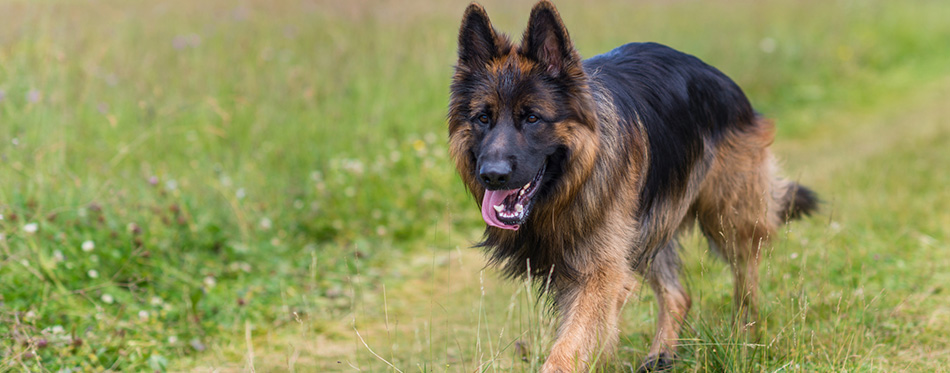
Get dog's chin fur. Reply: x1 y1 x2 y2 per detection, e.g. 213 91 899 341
448 2 817 372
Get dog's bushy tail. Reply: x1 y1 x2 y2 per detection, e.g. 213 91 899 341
780 182 819 222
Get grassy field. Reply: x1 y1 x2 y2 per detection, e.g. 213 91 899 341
2 0 949 371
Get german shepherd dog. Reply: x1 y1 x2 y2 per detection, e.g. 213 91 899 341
448 1 817 371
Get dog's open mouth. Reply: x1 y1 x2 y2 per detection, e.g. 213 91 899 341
480 164 546 230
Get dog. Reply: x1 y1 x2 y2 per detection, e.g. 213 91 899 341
447 1 817 371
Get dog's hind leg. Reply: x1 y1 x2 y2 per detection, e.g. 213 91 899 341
636 240 691 372
695 119 782 328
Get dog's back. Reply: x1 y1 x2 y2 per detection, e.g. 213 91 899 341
585 42 756 214
584 41 818 371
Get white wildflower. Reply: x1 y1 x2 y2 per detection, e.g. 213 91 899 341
23 222 38 234
203 276 216 288
101 294 114 304
81 240 95 252
88 269 99 279
759 37 777 54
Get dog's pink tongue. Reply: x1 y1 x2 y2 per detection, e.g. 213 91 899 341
481 189 520 230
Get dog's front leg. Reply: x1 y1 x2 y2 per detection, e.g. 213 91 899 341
542 259 636 373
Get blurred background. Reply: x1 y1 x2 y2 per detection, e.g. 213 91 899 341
1 0 949 371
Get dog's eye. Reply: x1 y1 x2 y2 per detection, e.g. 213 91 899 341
477 114 490 124
526 114 540 124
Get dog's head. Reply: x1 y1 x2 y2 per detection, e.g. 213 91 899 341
448 1 598 231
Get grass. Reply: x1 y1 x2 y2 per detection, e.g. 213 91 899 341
1 0 949 371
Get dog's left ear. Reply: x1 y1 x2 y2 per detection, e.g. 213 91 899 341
521 1 578 76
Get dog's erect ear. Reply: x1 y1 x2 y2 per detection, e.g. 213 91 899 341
521 1 577 76
457 3 502 68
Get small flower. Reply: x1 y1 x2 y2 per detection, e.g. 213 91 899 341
88 269 99 279
101 294 114 304
168 335 178 344
165 179 178 191
190 338 206 351
203 276 216 288
50 325 65 334
148 176 158 185
259 217 272 230
172 34 201 50
389 150 402 163
27 89 42 103
52 250 65 262
412 139 426 153
138 310 149 321
82 240 95 252
759 37 777 54
789 252 799 260
341 159 365 175
236 188 246 200
23 222 38 234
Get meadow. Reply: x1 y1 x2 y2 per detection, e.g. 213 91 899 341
1 0 949 371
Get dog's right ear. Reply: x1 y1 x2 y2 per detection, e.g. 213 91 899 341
457 3 502 68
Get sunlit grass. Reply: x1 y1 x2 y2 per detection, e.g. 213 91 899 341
1 0 949 371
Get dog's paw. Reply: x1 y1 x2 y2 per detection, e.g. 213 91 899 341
635 352 674 373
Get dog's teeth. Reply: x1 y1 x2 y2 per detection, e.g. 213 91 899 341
515 204 523 212
493 204 504 212
519 189 525 196
524 182 531 190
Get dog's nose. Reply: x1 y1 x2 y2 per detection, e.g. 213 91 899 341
479 161 512 189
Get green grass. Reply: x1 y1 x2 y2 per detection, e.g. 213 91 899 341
1 0 949 371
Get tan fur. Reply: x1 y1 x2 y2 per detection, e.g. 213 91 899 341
692 119 784 325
